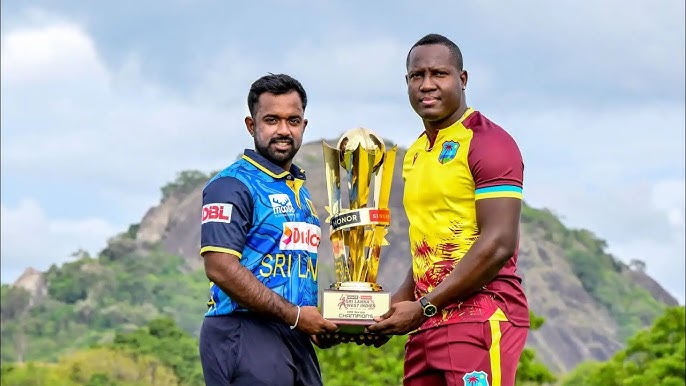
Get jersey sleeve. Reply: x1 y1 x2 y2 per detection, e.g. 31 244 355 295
468 128 524 201
200 176 253 257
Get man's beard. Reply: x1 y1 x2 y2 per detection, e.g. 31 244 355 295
255 136 299 169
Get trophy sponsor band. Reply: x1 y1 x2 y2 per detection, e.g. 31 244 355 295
329 208 391 231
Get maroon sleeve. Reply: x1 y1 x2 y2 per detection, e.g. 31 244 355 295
465 113 524 197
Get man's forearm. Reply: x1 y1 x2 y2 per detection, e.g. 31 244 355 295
391 267 415 303
425 237 511 310
205 254 297 325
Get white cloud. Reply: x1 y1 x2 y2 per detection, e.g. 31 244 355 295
1 22 107 85
0 17 250 194
0 199 120 283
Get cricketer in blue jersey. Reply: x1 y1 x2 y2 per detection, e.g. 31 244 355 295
199 74 338 386
202 150 322 316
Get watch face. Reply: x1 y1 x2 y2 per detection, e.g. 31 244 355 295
424 304 437 317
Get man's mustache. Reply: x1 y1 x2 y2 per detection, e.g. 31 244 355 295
270 137 294 145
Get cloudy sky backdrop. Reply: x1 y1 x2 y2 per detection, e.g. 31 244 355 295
2 1 684 302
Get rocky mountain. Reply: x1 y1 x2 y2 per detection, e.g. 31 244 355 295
11 139 678 374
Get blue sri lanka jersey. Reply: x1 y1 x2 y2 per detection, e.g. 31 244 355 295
200 149 321 317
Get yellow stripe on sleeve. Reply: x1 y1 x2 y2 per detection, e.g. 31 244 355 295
199 246 242 258
475 191 523 200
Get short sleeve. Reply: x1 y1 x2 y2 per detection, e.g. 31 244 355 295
200 176 253 257
468 127 524 201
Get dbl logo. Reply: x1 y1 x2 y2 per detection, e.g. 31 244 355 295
202 203 232 224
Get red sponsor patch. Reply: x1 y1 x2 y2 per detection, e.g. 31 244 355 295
202 203 232 224
369 209 391 223
280 222 321 253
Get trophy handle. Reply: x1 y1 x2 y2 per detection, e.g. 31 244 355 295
362 147 396 283
323 142 352 282
374 146 397 209
347 146 377 282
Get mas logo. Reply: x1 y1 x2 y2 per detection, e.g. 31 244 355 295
280 222 321 253
269 194 295 215
438 140 459 164
463 370 489 386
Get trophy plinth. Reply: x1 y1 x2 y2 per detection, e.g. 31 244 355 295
319 128 396 339
321 282 390 334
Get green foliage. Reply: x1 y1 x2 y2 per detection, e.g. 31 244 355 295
516 311 557 385
1 285 31 320
108 317 204 386
521 203 667 341
1 246 207 364
317 335 406 385
45 260 88 304
160 170 212 200
562 306 686 386
0 348 179 386
517 348 557 385
124 223 140 239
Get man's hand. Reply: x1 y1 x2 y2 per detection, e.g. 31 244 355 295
295 306 338 336
312 332 392 348
352 333 392 348
310 334 341 349
366 301 425 335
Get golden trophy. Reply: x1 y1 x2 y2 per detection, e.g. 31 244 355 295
320 127 397 338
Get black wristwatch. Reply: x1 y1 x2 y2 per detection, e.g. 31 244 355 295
419 296 438 317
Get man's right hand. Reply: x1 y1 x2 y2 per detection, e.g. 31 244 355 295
352 333 391 348
295 306 338 335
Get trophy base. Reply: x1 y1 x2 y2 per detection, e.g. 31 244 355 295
320 282 390 335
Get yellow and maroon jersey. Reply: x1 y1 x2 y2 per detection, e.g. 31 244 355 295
403 108 529 330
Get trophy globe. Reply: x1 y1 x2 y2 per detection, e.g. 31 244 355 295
336 128 386 173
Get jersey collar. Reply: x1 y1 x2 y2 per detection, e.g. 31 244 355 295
418 107 475 141
242 149 307 180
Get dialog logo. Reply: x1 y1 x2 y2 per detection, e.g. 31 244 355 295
202 203 232 224
280 222 321 253
269 194 295 215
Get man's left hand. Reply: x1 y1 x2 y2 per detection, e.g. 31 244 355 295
366 300 425 335
311 334 341 349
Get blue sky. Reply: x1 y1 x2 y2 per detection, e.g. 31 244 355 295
1 1 684 302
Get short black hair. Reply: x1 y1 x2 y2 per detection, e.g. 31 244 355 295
406 33 463 71
247 73 308 116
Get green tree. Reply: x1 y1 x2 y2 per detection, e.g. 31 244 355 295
160 170 212 200
562 306 686 386
317 335 406 386
109 316 204 386
0 348 178 386
516 311 557 385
